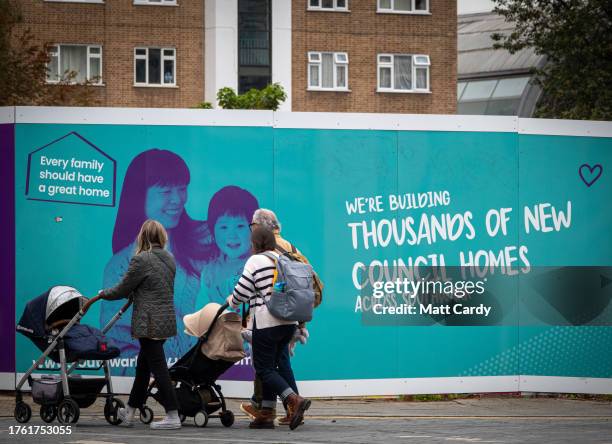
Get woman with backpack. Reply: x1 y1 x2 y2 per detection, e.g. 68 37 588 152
226 226 310 430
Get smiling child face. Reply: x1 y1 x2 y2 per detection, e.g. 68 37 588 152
214 213 250 259
145 184 187 229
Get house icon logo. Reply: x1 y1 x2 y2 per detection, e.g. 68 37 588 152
25 132 116 207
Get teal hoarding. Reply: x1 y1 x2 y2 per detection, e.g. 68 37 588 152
6 110 612 394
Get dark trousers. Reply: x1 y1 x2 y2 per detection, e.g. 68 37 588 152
252 342 298 407
252 323 297 405
128 338 178 412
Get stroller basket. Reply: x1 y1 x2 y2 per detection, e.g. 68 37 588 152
31 379 62 406
150 380 218 417
31 376 107 408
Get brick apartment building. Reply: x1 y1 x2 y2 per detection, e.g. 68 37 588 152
15 0 457 113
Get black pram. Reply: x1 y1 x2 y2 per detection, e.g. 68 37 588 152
14 287 130 425
143 303 245 428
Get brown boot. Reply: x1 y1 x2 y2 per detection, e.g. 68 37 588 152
248 407 275 429
241 402 275 420
284 394 311 430
277 413 304 427
277 402 303 426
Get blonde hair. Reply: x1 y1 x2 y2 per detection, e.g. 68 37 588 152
135 219 168 254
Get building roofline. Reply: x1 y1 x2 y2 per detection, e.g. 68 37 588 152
458 11 499 21
458 69 533 80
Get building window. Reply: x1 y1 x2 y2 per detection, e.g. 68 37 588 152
377 54 430 92
134 47 176 86
377 0 428 13
457 76 530 115
308 0 348 11
46 44 102 84
238 0 272 94
133 0 178 5
308 52 349 91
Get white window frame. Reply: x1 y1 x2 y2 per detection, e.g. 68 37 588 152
307 0 349 12
133 0 178 6
134 47 177 87
377 0 430 14
377 53 430 93
307 51 350 92
46 44 103 85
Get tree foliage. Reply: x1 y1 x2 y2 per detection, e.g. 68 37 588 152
0 0 100 106
492 0 612 120
194 101 213 109
195 83 287 110
215 83 287 110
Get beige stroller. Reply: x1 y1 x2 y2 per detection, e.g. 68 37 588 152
142 302 245 427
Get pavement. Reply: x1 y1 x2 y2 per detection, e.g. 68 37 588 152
0 393 610 444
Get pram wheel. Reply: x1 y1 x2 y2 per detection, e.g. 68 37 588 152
57 399 80 424
104 398 125 425
220 410 235 427
194 410 209 428
40 405 57 423
140 406 154 424
14 402 32 423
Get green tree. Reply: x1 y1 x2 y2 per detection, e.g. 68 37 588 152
196 83 287 110
0 0 100 106
492 0 612 120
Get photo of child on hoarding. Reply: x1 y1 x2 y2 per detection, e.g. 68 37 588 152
197 186 258 305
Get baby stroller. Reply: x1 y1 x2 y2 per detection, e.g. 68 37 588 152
14 287 130 425
142 302 245 428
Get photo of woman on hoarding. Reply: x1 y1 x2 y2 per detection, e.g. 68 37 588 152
100 149 212 375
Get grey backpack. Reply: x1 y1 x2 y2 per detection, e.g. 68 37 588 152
261 252 315 322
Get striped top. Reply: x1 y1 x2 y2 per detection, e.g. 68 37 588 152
228 251 297 330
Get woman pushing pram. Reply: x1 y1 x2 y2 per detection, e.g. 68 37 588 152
97 219 183 429
98 218 245 429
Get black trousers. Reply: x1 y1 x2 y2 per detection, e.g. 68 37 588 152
128 338 178 412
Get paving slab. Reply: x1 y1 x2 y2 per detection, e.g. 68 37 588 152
2 394 611 418
0 393 610 444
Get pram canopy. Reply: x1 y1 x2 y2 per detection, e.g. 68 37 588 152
17 286 119 363
17 286 87 338
183 303 245 363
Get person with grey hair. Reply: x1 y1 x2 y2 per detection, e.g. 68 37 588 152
241 208 323 426
251 208 281 232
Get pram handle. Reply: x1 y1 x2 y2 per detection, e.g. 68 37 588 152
81 294 104 314
48 319 70 330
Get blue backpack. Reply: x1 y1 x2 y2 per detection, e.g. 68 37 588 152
262 252 315 322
